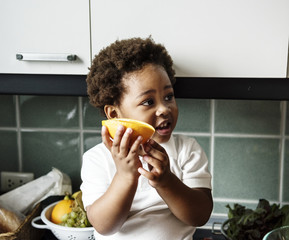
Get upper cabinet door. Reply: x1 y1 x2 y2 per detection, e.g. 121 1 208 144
0 0 90 75
91 0 289 78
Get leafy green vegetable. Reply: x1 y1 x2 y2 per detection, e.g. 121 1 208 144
224 199 289 240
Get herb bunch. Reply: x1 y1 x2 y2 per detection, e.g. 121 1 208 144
224 199 289 240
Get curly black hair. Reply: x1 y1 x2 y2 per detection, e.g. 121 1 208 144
86 37 176 116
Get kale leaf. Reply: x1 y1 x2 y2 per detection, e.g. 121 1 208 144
224 199 289 240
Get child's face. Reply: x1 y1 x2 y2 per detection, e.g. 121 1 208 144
113 64 178 143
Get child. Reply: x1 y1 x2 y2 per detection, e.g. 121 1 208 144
80 37 213 240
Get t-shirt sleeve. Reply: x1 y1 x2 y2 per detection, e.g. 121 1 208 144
178 136 212 189
80 144 113 209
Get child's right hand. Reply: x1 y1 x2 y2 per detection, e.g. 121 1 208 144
102 125 143 181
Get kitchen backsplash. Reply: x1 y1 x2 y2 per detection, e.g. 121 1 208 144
0 95 288 217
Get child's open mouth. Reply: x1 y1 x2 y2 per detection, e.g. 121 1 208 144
155 122 171 135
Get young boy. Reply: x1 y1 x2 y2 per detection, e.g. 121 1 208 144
80 37 213 239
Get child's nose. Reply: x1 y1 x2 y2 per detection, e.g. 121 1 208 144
156 103 170 116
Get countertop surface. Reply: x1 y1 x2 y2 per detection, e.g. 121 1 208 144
193 228 226 240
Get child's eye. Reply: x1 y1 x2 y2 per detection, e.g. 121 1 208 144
165 93 174 101
141 99 154 106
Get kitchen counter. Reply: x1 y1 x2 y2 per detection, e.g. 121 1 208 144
193 216 227 240
193 228 226 240
41 230 58 240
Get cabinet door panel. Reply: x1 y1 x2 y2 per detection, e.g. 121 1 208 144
0 0 90 74
91 0 289 78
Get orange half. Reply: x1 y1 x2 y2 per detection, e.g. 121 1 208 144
51 199 74 224
102 118 155 144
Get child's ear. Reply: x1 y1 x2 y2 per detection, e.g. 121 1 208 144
104 105 119 119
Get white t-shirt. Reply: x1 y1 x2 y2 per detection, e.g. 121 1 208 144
80 134 212 240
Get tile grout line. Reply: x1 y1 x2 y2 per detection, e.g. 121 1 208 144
214 197 289 206
213 133 282 138
279 101 287 205
79 97 84 167
0 127 18 131
175 131 284 139
210 99 215 191
15 95 22 172
213 197 289 206
214 197 259 204
0 127 102 133
1 126 286 139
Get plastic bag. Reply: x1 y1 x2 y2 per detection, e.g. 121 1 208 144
0 168 72 215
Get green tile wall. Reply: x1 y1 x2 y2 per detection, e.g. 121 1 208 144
0 95 16 127
0 131 18 171
215 100 281 134
214 138 280 200
21 131 81 189
175 99 211 132
0 95 288 218
20 96 79 128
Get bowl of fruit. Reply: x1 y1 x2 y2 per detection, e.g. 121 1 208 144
32 191 94 240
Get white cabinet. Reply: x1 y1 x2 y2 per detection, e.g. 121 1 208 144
0 0 90 75
90 0 289 78
1 1 288 78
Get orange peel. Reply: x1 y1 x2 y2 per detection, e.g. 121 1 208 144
51 199 74 224
102 118 155 144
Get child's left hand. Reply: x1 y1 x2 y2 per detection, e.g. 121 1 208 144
138 139 213 227
138 139 172 188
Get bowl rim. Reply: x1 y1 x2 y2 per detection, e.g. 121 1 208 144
263 225 289 239
41 201 94 232
220 219 231 239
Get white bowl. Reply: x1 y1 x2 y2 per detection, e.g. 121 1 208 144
32 201 95 240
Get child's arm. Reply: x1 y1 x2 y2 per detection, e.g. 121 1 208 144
86 125 142 235
138 139 213 227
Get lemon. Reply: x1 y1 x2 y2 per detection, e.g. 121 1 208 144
102 118 155 144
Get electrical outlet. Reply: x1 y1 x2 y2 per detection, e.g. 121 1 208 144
0 171 34 192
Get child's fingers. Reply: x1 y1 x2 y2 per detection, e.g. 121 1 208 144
144 139 168 162
143 155 164 174
128 135 143 156
138 144 146 156
138 167 155 180
102 125 113 150
118 128 133 156
111 124 125 152
145 139 165 152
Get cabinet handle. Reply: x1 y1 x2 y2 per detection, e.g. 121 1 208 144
16 53 77 62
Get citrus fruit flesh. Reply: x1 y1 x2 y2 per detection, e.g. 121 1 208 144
51 199 74 224
102 118 155 144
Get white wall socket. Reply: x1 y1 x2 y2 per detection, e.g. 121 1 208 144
0 171 34 192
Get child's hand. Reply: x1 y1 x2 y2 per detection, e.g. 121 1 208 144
102 125 143 181
138 139 172 188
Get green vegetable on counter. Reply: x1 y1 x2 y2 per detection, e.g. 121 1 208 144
224 199 289 240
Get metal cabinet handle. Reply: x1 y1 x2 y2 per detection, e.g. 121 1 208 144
16 53 77 62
